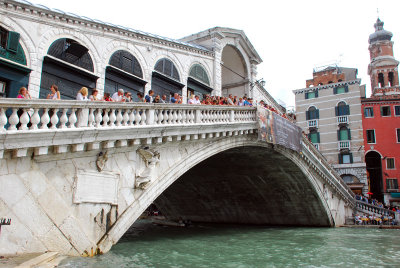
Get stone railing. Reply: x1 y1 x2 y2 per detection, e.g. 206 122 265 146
338 140 351 150
336 115 348 124
355 200 399 220
306 119 318 128
0 99 256 131
0 99 257 158
300 135 355 205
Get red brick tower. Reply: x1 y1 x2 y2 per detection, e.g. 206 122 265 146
368 18 399 96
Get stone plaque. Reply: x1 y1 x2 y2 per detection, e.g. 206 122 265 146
73 170 120 205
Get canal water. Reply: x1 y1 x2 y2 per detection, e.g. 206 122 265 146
59 220 400 267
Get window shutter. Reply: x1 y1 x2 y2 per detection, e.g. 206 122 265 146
305 92 309 99
338 154 343 164
308 133 311 140
333 87 337 94
345 85 349 92
6 31 20 53
335 106 339 116
337 130 340 140
345 105 350 115
380 106 383 116
350 153 353 163
306 111 309 120
348 129 351 140
316 109 319 119
395 179 399 189
317 132 320 143
315 90 319 97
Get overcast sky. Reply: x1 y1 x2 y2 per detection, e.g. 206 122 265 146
32 0 400 109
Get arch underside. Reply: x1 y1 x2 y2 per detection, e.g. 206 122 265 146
153 146 331 226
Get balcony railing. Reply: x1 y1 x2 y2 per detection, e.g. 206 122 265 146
337 115 349 124
307 119 318 128
313 143 320 150
338 140 351 150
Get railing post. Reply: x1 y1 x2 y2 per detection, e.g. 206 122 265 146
146 108 155 125
77 108 89 127
195 109 202 124
229 110 235 122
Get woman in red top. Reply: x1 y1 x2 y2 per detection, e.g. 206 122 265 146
103 92 113 101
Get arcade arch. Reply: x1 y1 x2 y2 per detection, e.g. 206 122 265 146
221 45 248 97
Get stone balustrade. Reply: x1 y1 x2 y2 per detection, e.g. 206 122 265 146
300 135 355 205
0 99 257 158
356 200 399 219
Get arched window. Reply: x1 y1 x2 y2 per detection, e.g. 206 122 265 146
0 26 30 98
306 106 319 120
388 72 394 87
187 64 212 99
335 101 349 116
47 38 93 72
40 38 97 99
378 73 385 87
154 58 180 81
109 50 143 78
104 50 146 101
338 126 351 141
341 174 360 184
152 58 184 101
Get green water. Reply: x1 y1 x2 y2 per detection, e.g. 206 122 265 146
59 220 400 267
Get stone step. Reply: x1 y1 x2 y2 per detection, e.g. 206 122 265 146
15 252 58 268
37 255 67 268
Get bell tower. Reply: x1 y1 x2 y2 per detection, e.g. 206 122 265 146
368 18 399 96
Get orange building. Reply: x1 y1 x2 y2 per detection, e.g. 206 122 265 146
361 18 400 205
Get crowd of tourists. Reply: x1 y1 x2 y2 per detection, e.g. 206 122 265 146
355 193 400 213
16 85 295 120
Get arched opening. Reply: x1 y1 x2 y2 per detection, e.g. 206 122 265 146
0 26 30 98
306 106 319 120
221 45 248 97
40 38 98 99
378 73 385 88
341 174 363 194
151 58 184 102
151 146 331 226
187 64 212 100
336 101 349 116
105 50 146 101
365 151 383 201
388 72 394 87
338 126 350 141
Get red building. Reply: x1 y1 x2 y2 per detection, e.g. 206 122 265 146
361 18 400 205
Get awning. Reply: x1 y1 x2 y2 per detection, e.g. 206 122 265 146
390 193 400 198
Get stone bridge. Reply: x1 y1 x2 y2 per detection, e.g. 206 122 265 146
0 99 355 256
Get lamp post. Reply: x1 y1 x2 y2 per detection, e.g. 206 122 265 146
249 78 266 98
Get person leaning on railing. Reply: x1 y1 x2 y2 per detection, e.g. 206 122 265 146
47 84 60 100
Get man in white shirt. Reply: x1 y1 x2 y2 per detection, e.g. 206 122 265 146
193 95 201 104
112 89 125 102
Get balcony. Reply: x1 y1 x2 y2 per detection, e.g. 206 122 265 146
307 119 318 128
313 143 320 150
338 140 351 150
337 115 349 124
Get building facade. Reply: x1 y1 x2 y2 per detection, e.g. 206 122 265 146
293 67 367 194
361 18 400 205
0 0 282 111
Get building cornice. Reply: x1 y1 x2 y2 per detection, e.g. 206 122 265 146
2 0 215 57
292 79 361 95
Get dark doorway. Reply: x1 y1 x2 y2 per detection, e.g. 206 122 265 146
365 151 383 201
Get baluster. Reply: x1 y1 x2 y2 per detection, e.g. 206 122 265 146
182 110 187 124
0 108 7 131
140 109 146 125
122 109 130 126
40 108 50 129
191 110 196 123
50 108 59 129
18 108 30 130
157 109 164 125
103 109 110 127
211 110 216 123
95 108 103 128
29 108 40 130
109 109 116 127
166 109 172 124
69 108 77 128
88 108 95 127
116 109 123 126
8 108 19 130
59 108 68 129
134 109 141 125
129 109 135 126
177 110 182 124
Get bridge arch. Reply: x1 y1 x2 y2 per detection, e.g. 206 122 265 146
98 137 334 252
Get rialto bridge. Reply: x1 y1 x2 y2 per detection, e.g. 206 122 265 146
0 100 356 256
